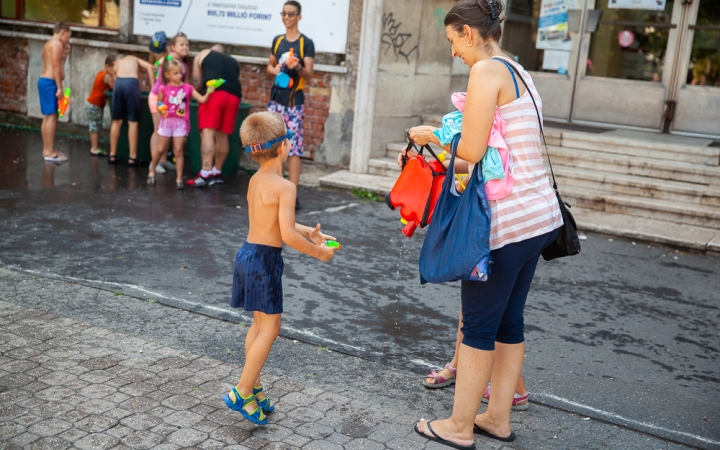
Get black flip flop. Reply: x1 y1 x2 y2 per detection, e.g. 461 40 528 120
414 421 476 450
473 424 516 442
108 155 118 165
127 157 140 167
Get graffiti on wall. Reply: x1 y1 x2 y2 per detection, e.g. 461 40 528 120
381 13 418 64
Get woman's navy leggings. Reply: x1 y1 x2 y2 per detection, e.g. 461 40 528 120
460 228 559 351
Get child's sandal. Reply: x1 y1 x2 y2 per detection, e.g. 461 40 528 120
223 387 268 425
108 155 118 165
253 385 275 413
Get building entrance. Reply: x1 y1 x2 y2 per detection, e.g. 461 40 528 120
502 0 719 138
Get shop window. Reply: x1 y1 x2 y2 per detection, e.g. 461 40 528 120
0 0 120 28
586 0 674 82
503 0 575 73
687 0 720 87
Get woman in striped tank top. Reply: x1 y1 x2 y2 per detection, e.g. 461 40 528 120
402 1 563 447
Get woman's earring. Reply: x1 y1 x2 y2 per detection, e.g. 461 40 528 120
467 40 473 47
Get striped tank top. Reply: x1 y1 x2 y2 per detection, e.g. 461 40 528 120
488 57 563 250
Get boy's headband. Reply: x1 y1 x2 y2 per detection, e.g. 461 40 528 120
244 131 293 153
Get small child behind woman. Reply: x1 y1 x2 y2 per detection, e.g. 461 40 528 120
147 58 213 189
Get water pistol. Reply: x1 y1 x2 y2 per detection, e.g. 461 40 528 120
57 88 71 118
157 102 168 117
325 240 341 250
206 78 225 90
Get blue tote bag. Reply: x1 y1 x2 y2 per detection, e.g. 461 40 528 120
419 134 492 285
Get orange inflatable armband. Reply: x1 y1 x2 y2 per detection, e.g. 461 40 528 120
386 153 446 238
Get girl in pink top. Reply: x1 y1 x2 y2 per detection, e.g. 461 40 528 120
147 58 213 189
149 32 190 174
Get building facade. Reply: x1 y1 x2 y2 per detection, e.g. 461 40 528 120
0 0 717 173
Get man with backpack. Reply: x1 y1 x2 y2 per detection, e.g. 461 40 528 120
266 0 315 209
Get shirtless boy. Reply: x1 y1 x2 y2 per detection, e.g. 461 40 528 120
108 54 155 165
222 111 335 425
39 22 72 162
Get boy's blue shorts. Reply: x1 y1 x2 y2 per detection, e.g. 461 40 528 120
38 78 58 116
231 242 284 315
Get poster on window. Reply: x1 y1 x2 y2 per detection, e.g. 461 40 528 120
536 0 578 51
608 0 666 11
133 0 351 54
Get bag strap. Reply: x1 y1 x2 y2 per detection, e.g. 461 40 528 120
300 36 305 59
502 61 558 191
403 131 447 174
273 35 284 55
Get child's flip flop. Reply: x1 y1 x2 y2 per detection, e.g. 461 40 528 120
43 152 68 162
222 387 268 425
90 149 107 156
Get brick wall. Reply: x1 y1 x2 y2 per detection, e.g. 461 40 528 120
0 38 29 114
240 64 331 160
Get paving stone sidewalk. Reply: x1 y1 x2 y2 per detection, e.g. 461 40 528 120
0 269 692 449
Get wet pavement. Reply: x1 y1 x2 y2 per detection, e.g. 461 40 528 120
1 128 719 448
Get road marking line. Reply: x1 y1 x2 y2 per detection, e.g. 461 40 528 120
533 393 720 446
1 264 365 352
303 202 361 216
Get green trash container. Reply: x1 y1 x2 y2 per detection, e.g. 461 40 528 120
187 101 252 176
104 90 154 163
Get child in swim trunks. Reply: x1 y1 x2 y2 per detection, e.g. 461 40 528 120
108 54 155 166
222 111 336 425
38 22 72 162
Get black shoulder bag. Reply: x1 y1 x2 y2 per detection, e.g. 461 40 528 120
506 64 581 261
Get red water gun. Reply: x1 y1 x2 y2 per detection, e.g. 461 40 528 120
57 88 71 118
386 137 447 237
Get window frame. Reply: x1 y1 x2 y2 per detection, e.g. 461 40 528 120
1 0 118 30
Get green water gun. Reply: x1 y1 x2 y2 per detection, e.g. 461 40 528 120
325 240 341 250
206 78 226 89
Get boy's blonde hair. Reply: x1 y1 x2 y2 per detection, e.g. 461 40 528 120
240 112 288 163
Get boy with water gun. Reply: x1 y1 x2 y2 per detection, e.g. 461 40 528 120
38 22 72 162
221 111 336 425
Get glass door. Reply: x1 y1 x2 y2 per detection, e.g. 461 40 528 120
669 0 720 137
570 0 680 130
502 0 585 122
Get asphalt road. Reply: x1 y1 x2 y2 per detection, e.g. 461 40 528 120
1 128 718 449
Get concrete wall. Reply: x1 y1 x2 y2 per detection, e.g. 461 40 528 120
371 0 468 157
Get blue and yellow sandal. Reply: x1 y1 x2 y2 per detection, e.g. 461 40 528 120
253 385 275 413
222 387 268 425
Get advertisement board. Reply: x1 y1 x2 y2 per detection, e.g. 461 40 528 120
608 0 666 11
133 0 351 54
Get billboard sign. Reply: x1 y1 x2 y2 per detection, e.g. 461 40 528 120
133 0 351 54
